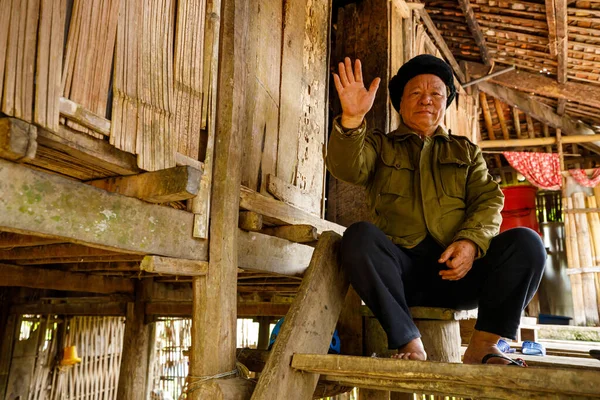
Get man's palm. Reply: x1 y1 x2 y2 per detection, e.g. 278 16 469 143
333 58 381 127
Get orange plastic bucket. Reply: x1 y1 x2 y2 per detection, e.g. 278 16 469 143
500 185 540 234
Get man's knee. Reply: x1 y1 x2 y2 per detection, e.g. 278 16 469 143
341 221 383 258
505 227 547 268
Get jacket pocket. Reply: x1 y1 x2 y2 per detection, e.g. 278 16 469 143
377 143 414 197
439 156 471 198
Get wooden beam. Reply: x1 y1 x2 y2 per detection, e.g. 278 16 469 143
494 99 510 140
140 256 208 276
145 301 291 318
525 114 536 139
10 301 127 316
418 8 466 83
0 118 37 162
543 124 553 153
292 354 600 399
0 263 134 293
480 135 600 148
392 0 411 18
87 166 203 203
555 0 567 84
260 225 318 244
59 97 110 137
238 230 314 276
240 186 345 235
465 62 600 109
239 211 264 232
479 92 495 140
513 107 522 138
14 255 143 265
36 124 140 176
0 232 63 248
0 243 123 260
0 159 208 260
545 0 558 57
477 82 596 137
252 232 349 400
267 174 321 216
457 0 492 66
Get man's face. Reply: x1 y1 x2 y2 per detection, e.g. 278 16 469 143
399 74 447 135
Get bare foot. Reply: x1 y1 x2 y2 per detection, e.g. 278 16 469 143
391 337 427 361
463 330 513 365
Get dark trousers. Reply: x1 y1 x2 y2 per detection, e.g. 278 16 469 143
340 222 546 349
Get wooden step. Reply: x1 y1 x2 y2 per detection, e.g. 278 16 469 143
291 354 600 399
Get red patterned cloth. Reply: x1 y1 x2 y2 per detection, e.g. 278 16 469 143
569 168 600 188
502 152 562 190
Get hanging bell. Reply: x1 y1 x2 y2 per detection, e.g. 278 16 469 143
60 345 82 366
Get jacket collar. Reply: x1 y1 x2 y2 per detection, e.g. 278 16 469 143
388 117 451 142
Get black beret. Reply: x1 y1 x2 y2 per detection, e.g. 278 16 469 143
388 54 456 112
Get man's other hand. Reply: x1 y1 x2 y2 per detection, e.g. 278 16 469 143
438 239 477 281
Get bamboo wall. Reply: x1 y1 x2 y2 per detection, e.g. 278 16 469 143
564 186 600 326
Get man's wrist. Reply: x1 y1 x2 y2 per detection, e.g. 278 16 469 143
340 114 364 129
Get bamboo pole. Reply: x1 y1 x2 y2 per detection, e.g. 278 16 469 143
566 197 587 326
479 134 600 148
572 192 600 325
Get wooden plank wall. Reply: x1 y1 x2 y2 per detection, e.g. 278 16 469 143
240 0 330 216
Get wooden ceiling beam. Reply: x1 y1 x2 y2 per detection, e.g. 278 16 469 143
555 0 568 84
477 81 596 137
0 263 134 293
0 243 122 261
493 98 510 140
11 301 127 316
0 232 64 249
465 62 600 109
418 8 467 83
545 0 558 57
457 0 492 67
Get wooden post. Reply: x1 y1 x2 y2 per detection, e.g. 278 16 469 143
251 232 349 400
117 280 152 399
256 317 271 351
0 289 16 399
189 0 247 398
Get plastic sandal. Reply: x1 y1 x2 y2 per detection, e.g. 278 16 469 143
497 339 515 354
521 340 546 356
590 349 600 361
481 353 528 367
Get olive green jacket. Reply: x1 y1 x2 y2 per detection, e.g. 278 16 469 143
326 116 504 256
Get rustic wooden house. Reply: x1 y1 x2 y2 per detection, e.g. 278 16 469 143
0 0 599 399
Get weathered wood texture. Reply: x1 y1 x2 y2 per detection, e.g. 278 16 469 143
457 0 491 66
0 232 63 248
140 256 208 276
117 283 151 399
251 232 349 400
189 0 243 397
0 118 37 161
292 354 600 399
260 224 318 244
87 166 203 203
466 62 600 110
238 230 314 276
0 263 134 293
240 186 345 235
267 174 321 216
0 158 207 259
239 0 328 212
477 81 597 137
58 97 110 136
194 377 255 400
11 301 127 316
413 320 461 363
146 301 291 318
238 211 264 232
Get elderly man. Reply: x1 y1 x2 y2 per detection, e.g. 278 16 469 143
327 55 546 366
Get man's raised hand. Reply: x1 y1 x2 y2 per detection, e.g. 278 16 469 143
332 57 381 129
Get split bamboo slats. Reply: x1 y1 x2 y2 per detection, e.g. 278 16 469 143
565 193 600 326
62 0 119 139
111 0 177 171
1 0 40 123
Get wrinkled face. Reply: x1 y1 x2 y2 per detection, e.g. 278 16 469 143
399 74 447 136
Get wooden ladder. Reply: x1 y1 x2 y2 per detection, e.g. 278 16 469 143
249 231 600 400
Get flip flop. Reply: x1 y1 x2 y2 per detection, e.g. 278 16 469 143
482 353 528 367
591 349 600 361
522 340 546 356
497 339 516 354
